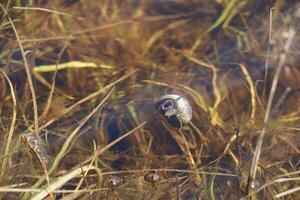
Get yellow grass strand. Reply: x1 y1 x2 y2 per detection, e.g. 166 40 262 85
205 0 236 33
78 121 147 168
241 170 300 199
32 165 102 200
13 6 71 16
179 130 202 186
275 187 300 198
209 62 223 127
0 70 17 177
246 26 295 195
48 89 113 175
182 54 226 128
39 70 137 130
1 5 39 134
239 64 257 125
33 61 114 73
24 89 113 199
145 20 187 54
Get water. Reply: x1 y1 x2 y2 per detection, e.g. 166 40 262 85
1 1 300 199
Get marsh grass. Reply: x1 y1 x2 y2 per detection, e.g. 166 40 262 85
0 0 300 199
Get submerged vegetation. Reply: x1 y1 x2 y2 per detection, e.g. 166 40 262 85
0 0 299 199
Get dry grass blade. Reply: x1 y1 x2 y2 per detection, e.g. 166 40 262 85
144 20 188 54
189 122 207 147
48 89 114 175
246 26 296 195
181 54 226 128
33 61 114 73
1 1 299 199
39 69 137 130
13 6 71 16
183 53 213 69
178 130 201 185
207 61 224 128
241 170 300 199
73 122 148 196
75 121 147 168
275 187 300 198
20 13 200 43
0 188 42 193
32 71 74 100
205 0 236 33
38 40 72 124
25 88 114 199
239 64 257 125
0 70 17 177
222 134 239 166
32 165 102 200
1 4 39 134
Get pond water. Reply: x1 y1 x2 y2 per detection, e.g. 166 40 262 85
0 0 300 199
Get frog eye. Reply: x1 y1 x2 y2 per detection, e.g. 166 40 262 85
155 94 192 128
21 134 35 143
32 139 38 146
159 99 176 112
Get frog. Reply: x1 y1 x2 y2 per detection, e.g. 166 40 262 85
144 171 162 186
104 175 125 191
21 133 52 169
21 133 55 200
